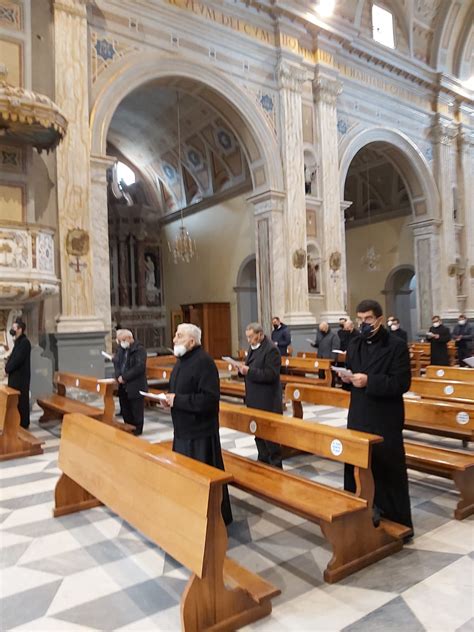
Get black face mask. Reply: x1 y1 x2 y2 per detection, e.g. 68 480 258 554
9 328 16 337
273 324 279 330
359 322 374 338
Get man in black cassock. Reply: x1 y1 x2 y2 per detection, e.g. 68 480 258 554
163 323 232 525
113 329 147 435
342 299 413 534
5 319 31 429
390 317 408 343
239 322 283 468
427 315 451 366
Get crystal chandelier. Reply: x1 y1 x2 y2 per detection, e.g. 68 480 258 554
167 91 196 264
360 157 380 272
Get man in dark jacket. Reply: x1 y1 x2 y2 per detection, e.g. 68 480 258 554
342 299 413 533
5 319 31 429
162 323 232 525
452 315 472 366
113 329 147 435
311 322 339 360
390 318 408 343
271 316 291 356
427 315 451 366
239 322 283 468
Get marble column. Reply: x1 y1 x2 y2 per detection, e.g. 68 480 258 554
247 190 286 331
118 234 130 308
457 128 474 318
410 218 442 331
277 58 315 325
313 70 346 323
53 0 103 333
430 115 459 320
90 155 114 336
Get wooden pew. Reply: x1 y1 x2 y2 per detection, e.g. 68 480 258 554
54 413 280 631
410 377 474 405
281 356 333 387
146 355 176 368
37 372 134 432
409 349 424 377
285 384 474 520
217 401 408 583
0 386 43 461
410 341 457 368
425 365 474 383
214 359 239 377
297 351 317 359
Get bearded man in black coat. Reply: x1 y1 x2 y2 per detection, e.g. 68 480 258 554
5 319 31 429
162 323 232 526
342 299 413 533
239 322 283 468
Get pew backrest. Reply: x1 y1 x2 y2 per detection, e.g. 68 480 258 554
146 366 173 381
410 377 474 404
55 372 115 420
281 356 332 372
146 355 176 368
0 386 19 433
425 366 474 383
58 413 231 577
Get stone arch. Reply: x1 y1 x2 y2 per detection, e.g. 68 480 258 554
235 254 257 349
90 52 284 193
339 126 439 218
383 264 416 339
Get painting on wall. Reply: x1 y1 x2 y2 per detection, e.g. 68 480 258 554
306 209 317 238
170 309 183 340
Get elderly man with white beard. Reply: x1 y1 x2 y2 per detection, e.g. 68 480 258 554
161 323 233 526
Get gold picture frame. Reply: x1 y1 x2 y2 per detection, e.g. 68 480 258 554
170 309 183 340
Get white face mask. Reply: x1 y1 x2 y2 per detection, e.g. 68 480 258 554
387 320 393 327
459 320 466 326
173 344 187 357
120 341 130 349
250 343 261 350
391 324 399 331
432 322 440 328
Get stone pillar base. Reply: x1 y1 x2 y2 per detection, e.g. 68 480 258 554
53 331 107 377
284 311 317 326
56 316 105 334
320 311 349 324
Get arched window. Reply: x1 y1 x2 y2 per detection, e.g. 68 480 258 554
116 161 136 188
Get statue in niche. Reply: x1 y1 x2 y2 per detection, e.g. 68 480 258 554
144 253 160 305
307 259 320 294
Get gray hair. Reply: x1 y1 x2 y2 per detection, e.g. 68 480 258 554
177 323 202 345
245 322 263 334
116 328 133 340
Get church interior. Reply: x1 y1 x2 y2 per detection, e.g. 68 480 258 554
0 0 473 629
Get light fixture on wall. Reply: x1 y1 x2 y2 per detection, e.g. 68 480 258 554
360 157 381 272
167 91 196 264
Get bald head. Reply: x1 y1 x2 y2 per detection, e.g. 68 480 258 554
319 321 329 333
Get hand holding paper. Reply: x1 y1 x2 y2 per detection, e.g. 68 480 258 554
101 350 113 361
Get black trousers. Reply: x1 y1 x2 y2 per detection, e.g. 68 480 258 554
255 437 283 468
118 388 144 434
18 388 30 429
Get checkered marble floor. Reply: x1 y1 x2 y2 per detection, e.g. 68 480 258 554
1 398 473 631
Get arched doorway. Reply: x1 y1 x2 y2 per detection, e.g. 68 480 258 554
235 255 257 349
384 265 416 340
339 128 439 330
89 55 284 346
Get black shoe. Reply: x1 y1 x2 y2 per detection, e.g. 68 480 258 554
132 428 143 436
403 530 414 544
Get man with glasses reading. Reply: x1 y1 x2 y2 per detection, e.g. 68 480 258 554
340 299 413 536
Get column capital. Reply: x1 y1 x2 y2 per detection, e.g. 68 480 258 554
277 59 310 93
313 74 343 106
457 126 474 150
408 217 442 236
53 0 90 18
247 189 286 215
430 114 457 146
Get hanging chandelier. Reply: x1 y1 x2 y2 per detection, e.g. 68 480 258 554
360 157 380 272
167 91 196 264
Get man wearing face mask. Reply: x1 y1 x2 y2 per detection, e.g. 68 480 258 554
341 299 413 534
426 316 451 366
271 316 291 356
452 315 472 366
112 329 147 435
310 322 339 360
5 319 31 429
239 322 283 468
390 317 408 343
162 323 232 525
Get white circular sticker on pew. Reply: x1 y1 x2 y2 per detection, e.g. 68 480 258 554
96 384 100 392
293 389 300 400
456 411 470 425
444 385 454 395
75 378 80 387
436 369 445 377
249 420 257 434
314 361 319 368
285 358 290 366
330 439 343 456
302 353 306 359
228 363 233 372
162 370 167 379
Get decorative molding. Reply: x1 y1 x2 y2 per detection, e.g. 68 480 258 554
247 189 286 215
277 59 309 93
90 31 139 83
52 0 90 19
313 75 343 106
0 1 22 31
430 116 458 146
